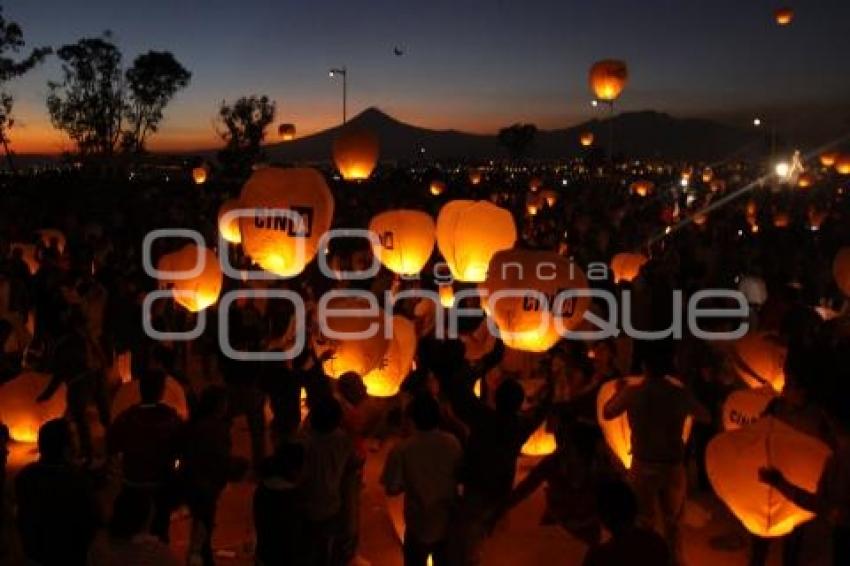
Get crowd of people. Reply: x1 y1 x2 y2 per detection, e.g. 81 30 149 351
0 155 849 566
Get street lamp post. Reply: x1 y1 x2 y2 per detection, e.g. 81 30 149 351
329 66 347 124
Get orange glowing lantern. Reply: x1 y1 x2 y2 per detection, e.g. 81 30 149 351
772 211 791 229
0 372 67 443
710 179 726 193
702 167 714 183
479 250 590 352
332 126 379 180
774 7 794 26
239 167 335 277
580 131 594 147
438 284 455 308
436 200 517 282
38 229 66 254
721 387 776 431
429 180 447 196
540 189 558 208
362 315 416 397
731 331 786 393
692 213 708 227
525 193 542 216
707 416 831 537
369 210 436 276
796 173 813 189
278 123 296 141
192 166 208 185
468 168 483 185
596 376 692 469
157 244 223 312
833 247 850 296
112 376 189 420
836 154 850 175
807 207 827 230
589 60 628 102
529 177 543 192
313 296 390 378
217 198 243 244
819 152 839 168
610 252 648 284
630 180 654 197
521 422 557 457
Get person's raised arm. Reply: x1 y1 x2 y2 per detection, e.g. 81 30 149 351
603 379 636 420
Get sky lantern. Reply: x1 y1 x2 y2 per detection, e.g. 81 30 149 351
540 189 558 208
332 126 379 180
192 165 208 185
833 247 850 296
10 243 39 275
701 167 714 183
772 211 790 229
710 179 726 193
529 177 543 192
217 198 243 244
774 7 794 26
436 200 517 282
278 123 296 140
589 59 628 102
239 167 335 277
468 167 483 185
479 249 590 352
630 179 654 197
796 172 813 189
521 422 557 457
369 210 436 276
731 331 787 393
707 416 831 537
525 192 542 216
819 152 838 167
429 180 447 196
610 252 648 284
807 206 827 231
313 296 390 378
438 284 455 308
597 376 693 469
38 229 66 254
157 243 223 312
722 387 776 431
0 372 66 443
835 154 850 175
362 315 416 397
580 131 594 147
112 376 189 420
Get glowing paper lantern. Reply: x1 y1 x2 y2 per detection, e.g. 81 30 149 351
630 180 654 197
525 193 542 216
192 166 208 185
774 7 794 26
362 316 415 397
833 247 850 297
112 376 189 420
313 296 390 378
610 252 648 284
0 372 66 443
701 167 714 183
772 211 790 229
332 127 379 180
836 154 850 175
369 210 436 276
722 387 776 431
529 177 543 192
436 200 517 282
707 417 831 537
807 207 827 230
157 244 222 312
540 189 558 208
580 131 594 147
731 331 786 393
468 168 483 185
596 376 692 469
479 250 590 352
710 179 726 193
10 243 38 275
819 152 838 167
589 60 628 102
429 180 447 196
239 167 335 277
218 199 243 244
278 123 296 141
521 423 556 457
38 229 66 254
796 173 813 189
439 284 455 308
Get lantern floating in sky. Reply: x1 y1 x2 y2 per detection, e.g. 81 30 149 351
833 247 850 297
313 296 390 378
369 210 436 276
807 207 827 231
468 168 483 186
721 387 776 431
589 59 628 102
239 167 335 277
701 167 713 184
774 7 794 26
580 131 594 147
596 376 693 469
362 315 416 397
835 154 850 175
540 189 558 208
112 376 189 420
429 180 447 196
772 211 790 229
521 422 557 457
707 416 831 537
278 123 296 141
217 198 243 244
192 165 208 185
630 179 654 197
610 252 648 284
332 126 379 180
796 173 813 189
438 284 455 308
38 229 66 254
436 200 517 282
157 243 223 312
819 152 838 168
529 177 543 192
731 331 787 393
525 193 542 216
479 250 590 352
0 372 67 443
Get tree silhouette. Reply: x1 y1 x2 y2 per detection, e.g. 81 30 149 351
217 95 276 175
498 123 537 160
47 33 125 158
124 51 191 153
0 7 50 171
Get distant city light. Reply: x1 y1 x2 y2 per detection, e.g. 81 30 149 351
753 118 762 127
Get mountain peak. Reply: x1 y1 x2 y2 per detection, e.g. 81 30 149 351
349 106 399 126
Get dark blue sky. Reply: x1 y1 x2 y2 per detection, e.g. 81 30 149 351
6 0 850 152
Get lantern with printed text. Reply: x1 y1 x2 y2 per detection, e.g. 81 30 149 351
722 387 776 431
218 199 243 244
589 60 628 102
112 376 189 420
192 166 208 185
630 180 654 197
597 376 693 469
157 244 222 312
610 252 648 284
436 200 517 282
833 247 850 297
278 123 296 141
774 7 794 26
580 131 594 147
0 372 67 443
313 296 390 378
332 127 379 180
429 180 447 196
836 154 850 175
369 210 436 276
731 331 786 393
479 250 590 352
707 416 831 537
521 422 557 457
239 167 335 277
362 316 416 397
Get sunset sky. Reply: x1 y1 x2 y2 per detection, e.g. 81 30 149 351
5 0 850 154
